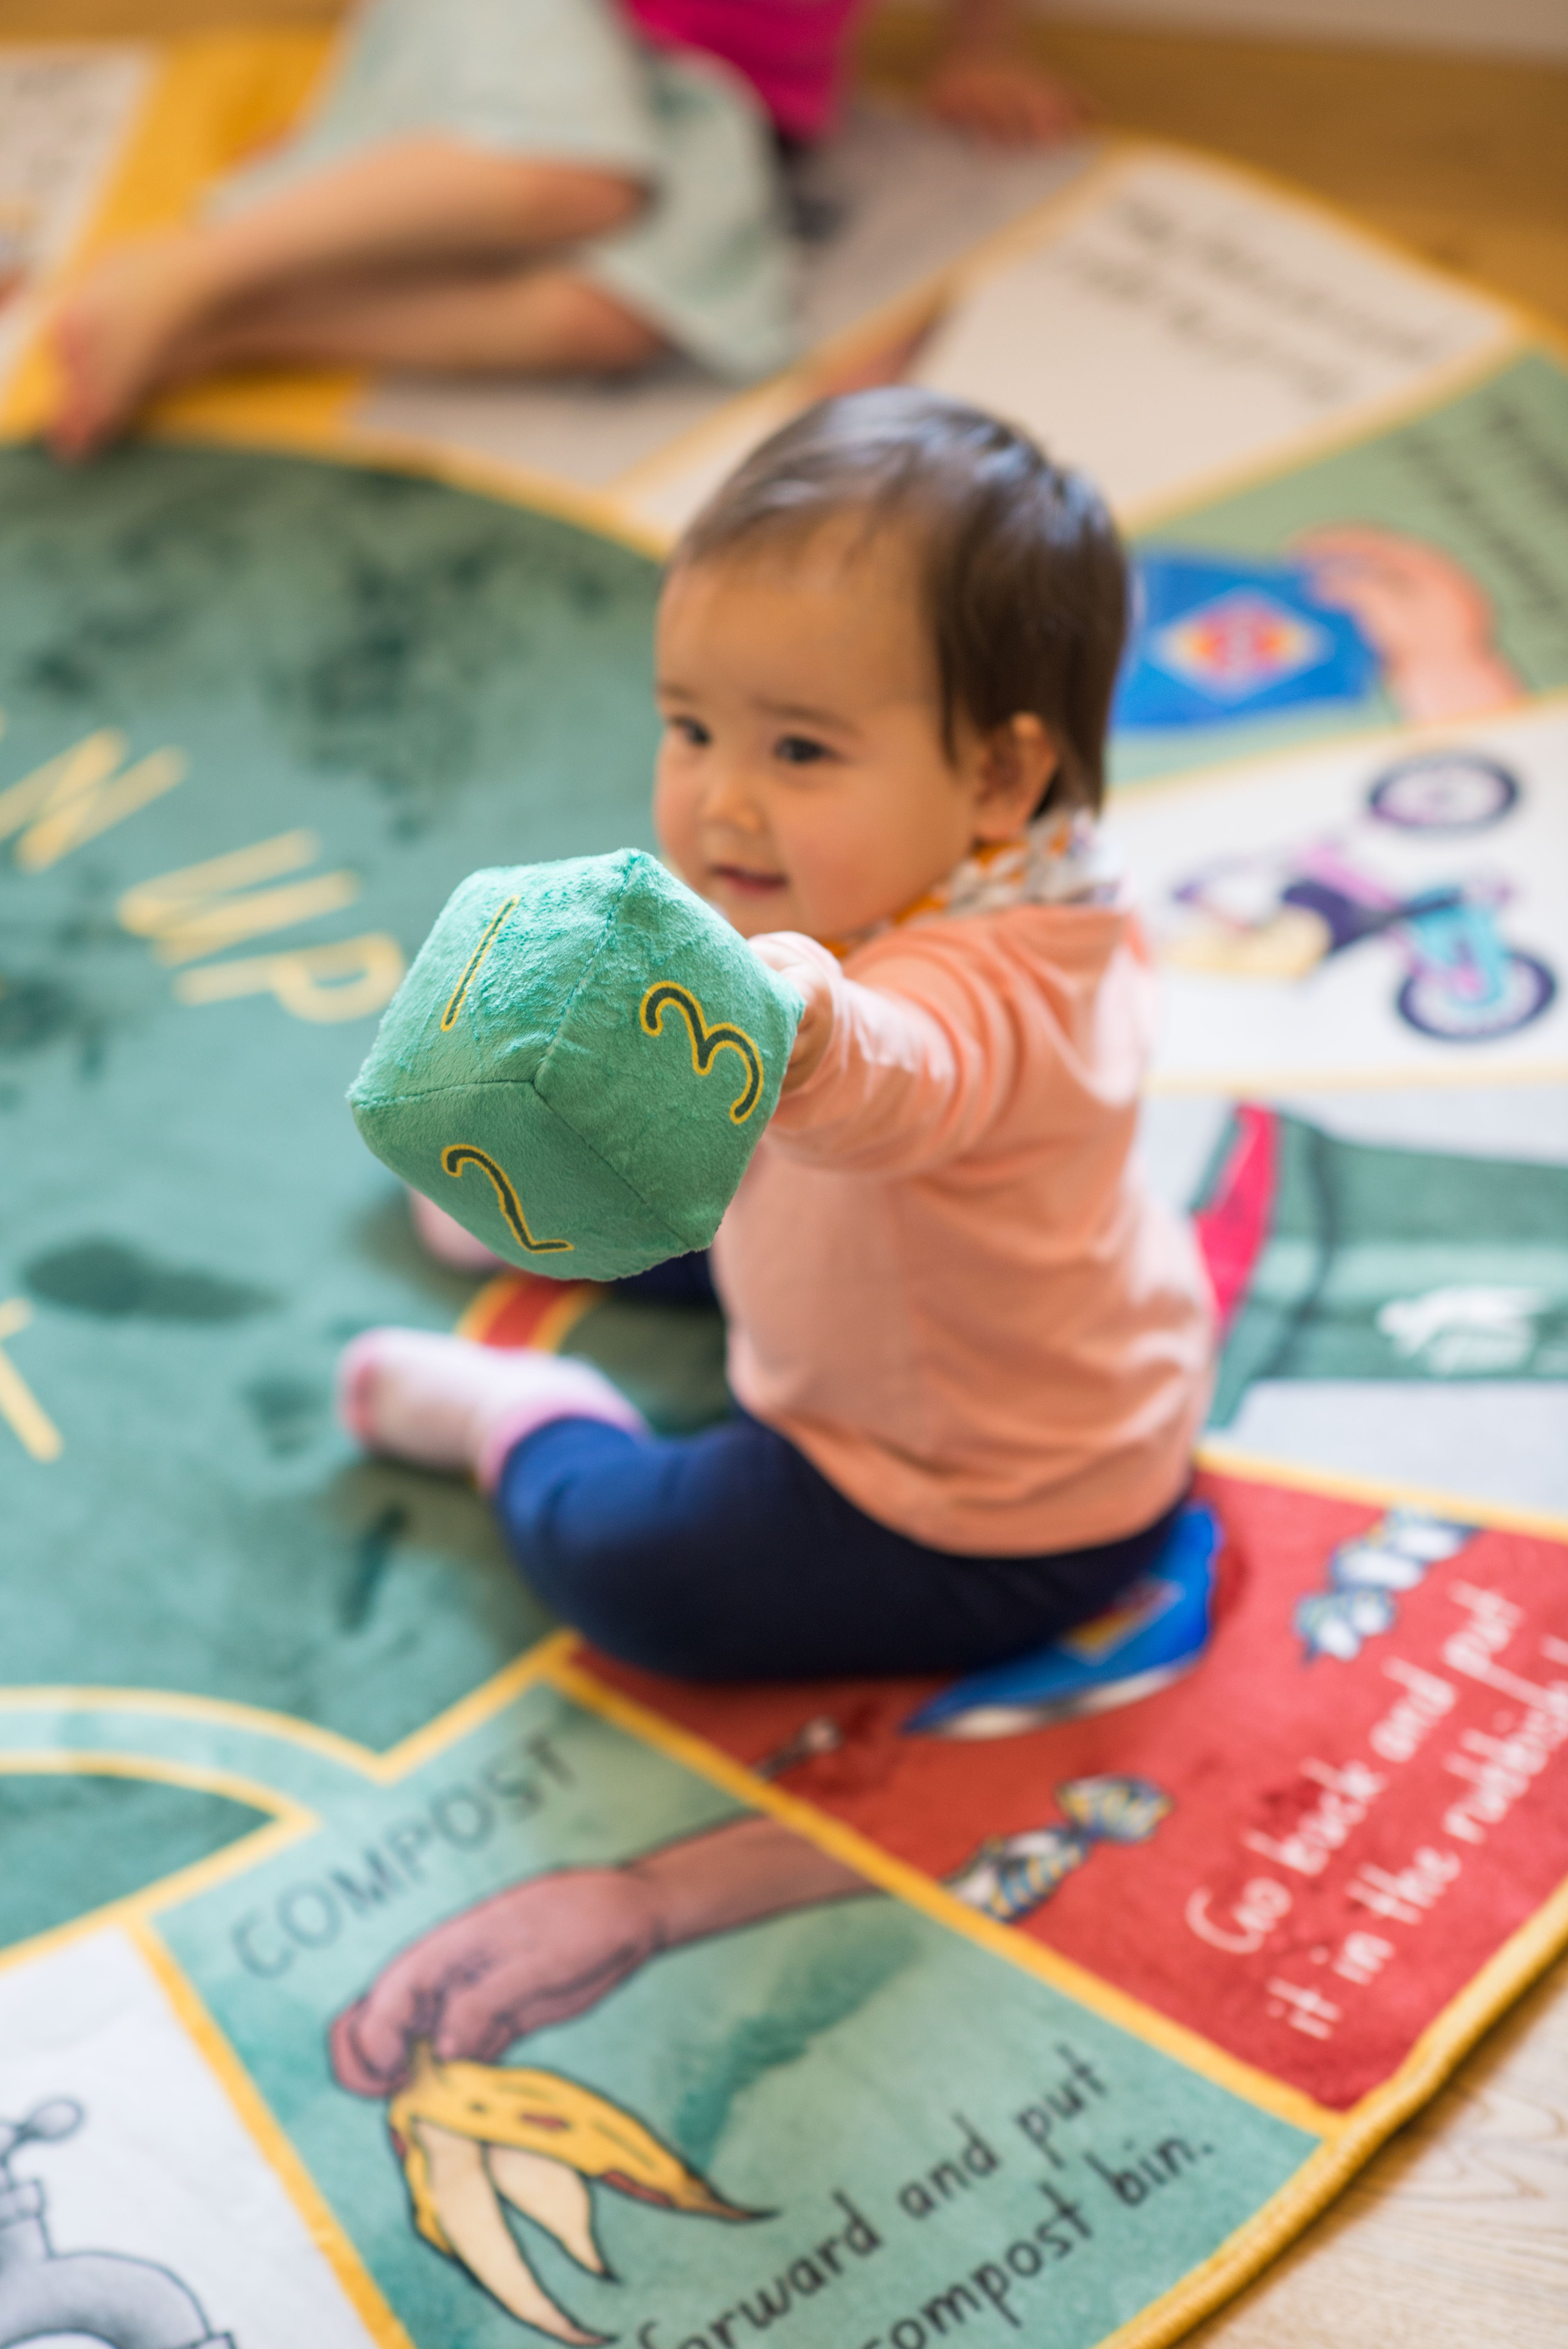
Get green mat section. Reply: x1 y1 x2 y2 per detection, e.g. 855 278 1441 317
7 428 1559 2349
1196 1107 1568 1426
0 443 672 1764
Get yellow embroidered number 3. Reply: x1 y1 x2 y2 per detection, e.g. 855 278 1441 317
639 984 765 1123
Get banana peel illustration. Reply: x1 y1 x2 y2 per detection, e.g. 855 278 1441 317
388 2044 758 2342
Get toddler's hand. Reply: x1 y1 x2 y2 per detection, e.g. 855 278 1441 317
925 51 1084 145
330 1866 661 2093
750 932 836 1094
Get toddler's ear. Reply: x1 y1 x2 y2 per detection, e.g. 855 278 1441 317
973 714 1057 837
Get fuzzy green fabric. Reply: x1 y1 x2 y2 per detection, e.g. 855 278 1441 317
349 850 802 1280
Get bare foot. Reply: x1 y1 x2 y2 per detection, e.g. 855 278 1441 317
47 233 216 460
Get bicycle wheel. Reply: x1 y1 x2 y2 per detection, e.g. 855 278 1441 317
1367 753 1519 832
1397 952 1556 1041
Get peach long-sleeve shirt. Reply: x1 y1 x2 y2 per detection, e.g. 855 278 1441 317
711 900 1214 1557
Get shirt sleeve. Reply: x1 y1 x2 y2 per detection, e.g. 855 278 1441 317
763 929 1043 1178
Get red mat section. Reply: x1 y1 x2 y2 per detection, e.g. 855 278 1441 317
580 1467 1568 2112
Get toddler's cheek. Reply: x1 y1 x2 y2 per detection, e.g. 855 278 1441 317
651 767 698 882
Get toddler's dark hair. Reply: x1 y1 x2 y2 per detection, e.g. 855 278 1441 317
670 388 1127 814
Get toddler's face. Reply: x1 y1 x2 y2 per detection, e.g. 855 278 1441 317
653 520 1015 942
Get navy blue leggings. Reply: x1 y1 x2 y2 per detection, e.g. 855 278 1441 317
495 1406 1186 1683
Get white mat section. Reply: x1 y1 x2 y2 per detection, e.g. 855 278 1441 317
912 147 1517 518
626 144 1518 540
1108 701 1568 1092
358 107 1096 498
1139 1084 1568 1517
0 1927 379 2349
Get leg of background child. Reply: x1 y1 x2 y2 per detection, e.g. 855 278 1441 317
500 1415 1187 1682
48 134 651 457
166 264 663 381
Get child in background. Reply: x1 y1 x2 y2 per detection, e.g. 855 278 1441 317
340 389 1215 1683
47 0 1080 459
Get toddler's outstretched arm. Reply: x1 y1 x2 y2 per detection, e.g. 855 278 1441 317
750 928 1074 1178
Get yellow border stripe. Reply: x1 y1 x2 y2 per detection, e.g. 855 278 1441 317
0 1301 63 1461
544 1645 1568 2349
0 1747 307 1823
1114 684 1568 807
0 1800 308 1981
132 1921 421 2349
542 1648 1340 2139
1197 1441 1568 1542
1151 1058 1568 1098
454 1275 606 1354
0 1682 381 1777
370 1629 579 1779
1095 1870 1568 2349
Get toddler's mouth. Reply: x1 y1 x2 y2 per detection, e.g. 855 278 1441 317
710 862 786 897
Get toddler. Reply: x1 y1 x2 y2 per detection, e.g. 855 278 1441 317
340 388 1214 1681
46 0 1079 459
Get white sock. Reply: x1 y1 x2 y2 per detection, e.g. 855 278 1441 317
337 1328 646 1490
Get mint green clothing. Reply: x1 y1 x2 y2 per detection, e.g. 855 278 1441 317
212 0 800 381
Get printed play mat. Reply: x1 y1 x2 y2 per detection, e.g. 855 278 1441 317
2 29 1567 2349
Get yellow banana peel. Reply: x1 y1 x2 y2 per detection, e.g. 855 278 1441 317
389 2044 757 2341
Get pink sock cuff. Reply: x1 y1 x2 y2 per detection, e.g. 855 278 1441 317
476 1381 648 1494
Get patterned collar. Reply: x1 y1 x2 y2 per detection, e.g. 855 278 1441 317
827 809 1119 959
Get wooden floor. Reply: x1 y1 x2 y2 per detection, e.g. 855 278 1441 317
867 10 1568 333
2 4 1565 2342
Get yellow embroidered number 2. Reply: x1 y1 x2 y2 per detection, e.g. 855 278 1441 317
441 1145 573 1255
639 984 765 1123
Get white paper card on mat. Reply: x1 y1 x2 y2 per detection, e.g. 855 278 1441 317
360 112 1095 508
911 149 1516 520
1108 700 1568 1090
0 48 153 404
0 1926 378 2349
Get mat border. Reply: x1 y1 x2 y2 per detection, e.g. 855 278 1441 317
0 1438 1564 2349
133 1918 422 2349
543 1624 1568 2349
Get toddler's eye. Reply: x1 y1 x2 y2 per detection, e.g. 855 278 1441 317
775 734 829 766
668 715 710 747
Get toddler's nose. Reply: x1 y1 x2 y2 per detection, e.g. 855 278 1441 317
698 759 767 831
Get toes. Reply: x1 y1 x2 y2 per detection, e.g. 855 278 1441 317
45 310 114 462
337 1329 396 1446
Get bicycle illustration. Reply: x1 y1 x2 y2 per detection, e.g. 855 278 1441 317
0 2097 234 2349
1166 750 1556 1044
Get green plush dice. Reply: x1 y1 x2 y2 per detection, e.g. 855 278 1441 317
349 850 802 1281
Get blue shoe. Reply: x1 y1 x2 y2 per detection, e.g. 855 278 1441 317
905 1504 1220 1739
